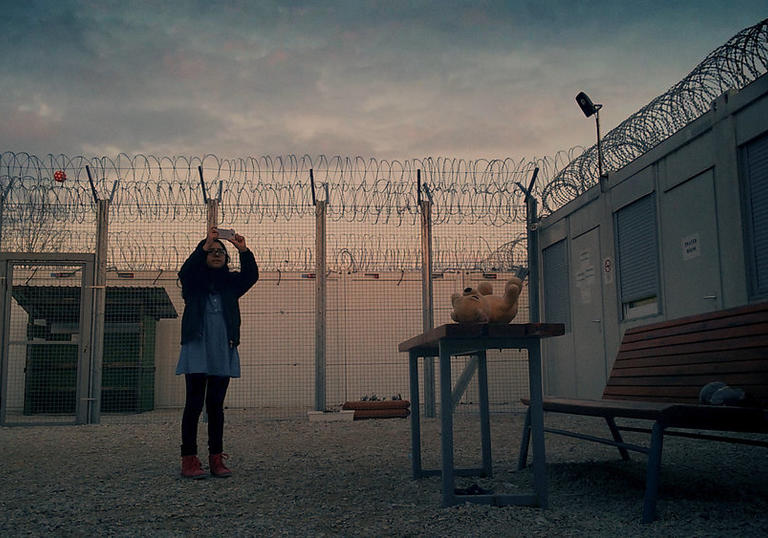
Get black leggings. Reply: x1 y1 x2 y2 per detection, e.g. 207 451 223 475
180 374 231 456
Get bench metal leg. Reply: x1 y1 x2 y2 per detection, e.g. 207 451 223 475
517 407 532 470
408 351 422 479
642 421 665 523
605 417 631 461
477 350 492 477
527 340 548 508
439 344 456 506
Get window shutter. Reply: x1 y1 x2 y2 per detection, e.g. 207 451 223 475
744 133 768 295
616 194 659 304
542 239 570 331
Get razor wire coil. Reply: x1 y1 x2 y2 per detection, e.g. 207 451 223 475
541 17 768 212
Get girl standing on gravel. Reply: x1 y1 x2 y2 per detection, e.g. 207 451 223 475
176 226 259 479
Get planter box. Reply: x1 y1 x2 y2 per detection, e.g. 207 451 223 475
342 400 411 419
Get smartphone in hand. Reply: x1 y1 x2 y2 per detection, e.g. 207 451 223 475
217 228 235 241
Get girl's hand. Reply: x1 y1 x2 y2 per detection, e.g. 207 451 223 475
203 226 219 251
229 233 247 252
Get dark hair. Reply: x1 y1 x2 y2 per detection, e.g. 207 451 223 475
209 239 231 265
205 240 231 293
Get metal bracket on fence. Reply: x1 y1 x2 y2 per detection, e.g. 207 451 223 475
108 180 119 203
309 169 329 206
85 166 99 204
85 166 118 203
310 168 316 206
417 170 432 205
417 171 421 205
422 183 432 203
515 166 539 202
198 165 208 203
1 177 15 203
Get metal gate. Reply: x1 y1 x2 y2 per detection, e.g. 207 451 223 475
0 254 94 425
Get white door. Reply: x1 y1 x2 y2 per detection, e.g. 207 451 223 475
660 169 721 318
570 227 606 398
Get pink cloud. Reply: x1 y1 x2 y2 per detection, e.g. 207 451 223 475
162 50 208 79
266 49 289 67
3 109 60 143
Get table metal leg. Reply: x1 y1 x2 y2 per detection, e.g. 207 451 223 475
401 328 557 510
408 351 422 479
517 407 532 470
439 343 456 506
477 349 492 477
527 340 548 508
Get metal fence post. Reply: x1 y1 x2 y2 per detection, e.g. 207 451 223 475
89 199 109 424
419 170 436 417
527 195 540 323
517 167 540 324
315 199 327 411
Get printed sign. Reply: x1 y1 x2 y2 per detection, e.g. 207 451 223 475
603 257 614 285
575 250 595 303
682 233 701 261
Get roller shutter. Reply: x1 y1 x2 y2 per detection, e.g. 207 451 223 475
743 132 768 297
615 194 659 306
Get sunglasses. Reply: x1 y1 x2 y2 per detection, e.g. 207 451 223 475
207 248 227 256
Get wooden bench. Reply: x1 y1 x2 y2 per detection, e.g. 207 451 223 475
517 301 768 523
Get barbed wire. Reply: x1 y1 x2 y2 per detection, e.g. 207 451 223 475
0 151 583 226
0 18 765 271
541 17 768 213
0 227 527 273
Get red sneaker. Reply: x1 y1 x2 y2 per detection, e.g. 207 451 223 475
209 453 232 478
181 455 207 479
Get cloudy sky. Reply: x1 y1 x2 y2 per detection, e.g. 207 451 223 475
1 1 765 162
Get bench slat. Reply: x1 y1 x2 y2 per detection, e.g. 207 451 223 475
603 384 768 401
601 393 701 404
623 302 768 337
536 397 668 419
615 334 768 361
613 348 768 369
619 322 768 352
622 309 768 343
537 397 768 432
608 374 768 388
609 359 768 377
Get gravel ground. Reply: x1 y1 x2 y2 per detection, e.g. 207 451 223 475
1 412 767 537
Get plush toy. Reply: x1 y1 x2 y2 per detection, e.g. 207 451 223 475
450 275 524 324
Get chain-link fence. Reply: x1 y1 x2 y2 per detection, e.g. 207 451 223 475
0 160 533 425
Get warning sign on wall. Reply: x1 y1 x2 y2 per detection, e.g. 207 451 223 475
603 257 614 285
682 233 701 261
575 250 595 304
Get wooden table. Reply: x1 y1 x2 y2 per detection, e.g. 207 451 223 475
398 322 564 507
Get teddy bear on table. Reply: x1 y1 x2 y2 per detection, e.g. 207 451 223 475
450 272 525 324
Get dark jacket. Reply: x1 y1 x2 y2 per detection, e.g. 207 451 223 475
178 240 259 347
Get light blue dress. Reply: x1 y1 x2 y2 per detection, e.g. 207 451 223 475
175 293 241 378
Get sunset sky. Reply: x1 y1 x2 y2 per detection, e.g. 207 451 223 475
1 1 765 162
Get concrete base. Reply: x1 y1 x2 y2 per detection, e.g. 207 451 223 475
307 410 356 422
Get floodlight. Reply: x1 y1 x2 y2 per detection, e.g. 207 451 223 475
575 91 604 178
